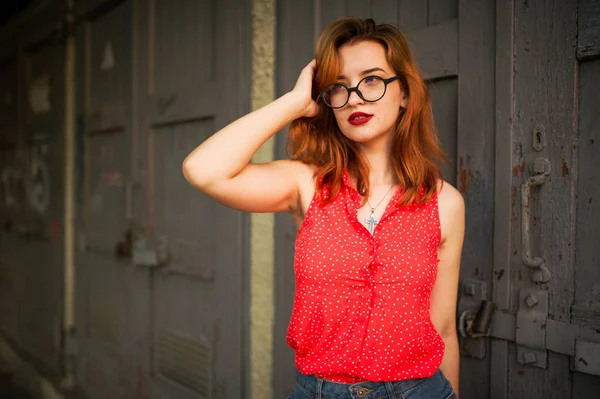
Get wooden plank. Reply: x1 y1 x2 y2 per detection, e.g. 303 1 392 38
318 0 346 33
372 0 398 26
490 0 514 398
428 79 457 185
578 0 600 60
574 60 600 309
147 82 219 127
398 0 428 32
572 372 600 398
273 1 314 396
456 0 495 398
346 0 371 19
405 19 457 79
428 0 458 26
508 0 577 397
572 306 600 330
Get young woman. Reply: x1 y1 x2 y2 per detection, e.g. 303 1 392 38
183 17 464 399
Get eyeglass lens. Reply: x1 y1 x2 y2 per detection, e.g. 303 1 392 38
323 76 386 108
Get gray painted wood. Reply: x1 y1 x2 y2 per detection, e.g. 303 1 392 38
509 0 578 397
572 306 600 330
490 0 514 398
145 0 251 397
274 1 315 397
372 0 399 26
577 0 600 60
572 372 600 398
428 79 457 185
73 0 251 398
398 0 427 31
428 0 457 26
318 0 346 33
405 20 458 79
75 2 135 398
456 1 496 398
346 0 371 19
575 59 600 311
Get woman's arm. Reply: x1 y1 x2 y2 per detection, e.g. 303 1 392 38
182 60 318 213
430 181 465 396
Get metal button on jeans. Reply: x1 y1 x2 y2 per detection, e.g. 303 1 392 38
356 387 368 398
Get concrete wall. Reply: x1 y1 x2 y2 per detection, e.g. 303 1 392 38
250 0 276 398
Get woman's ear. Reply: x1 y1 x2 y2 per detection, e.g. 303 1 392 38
400 95 408 109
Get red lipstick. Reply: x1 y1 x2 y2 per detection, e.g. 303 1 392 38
348 112 373 126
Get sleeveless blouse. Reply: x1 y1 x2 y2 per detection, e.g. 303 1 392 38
286 172 444 383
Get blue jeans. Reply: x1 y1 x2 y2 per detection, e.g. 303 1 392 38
287 369 456 399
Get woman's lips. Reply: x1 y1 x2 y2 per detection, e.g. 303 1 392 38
348 112 373 126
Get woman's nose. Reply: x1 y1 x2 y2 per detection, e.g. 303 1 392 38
346 89 364 107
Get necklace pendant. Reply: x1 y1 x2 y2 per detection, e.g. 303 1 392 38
365 208 378 234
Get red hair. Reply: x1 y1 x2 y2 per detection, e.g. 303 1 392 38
288 18 446 206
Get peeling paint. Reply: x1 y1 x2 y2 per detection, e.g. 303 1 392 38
496 269 505 280
458 156 473 195
562 161 569 176
512 162 526 177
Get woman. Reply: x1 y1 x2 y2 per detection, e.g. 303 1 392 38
183 17 464 399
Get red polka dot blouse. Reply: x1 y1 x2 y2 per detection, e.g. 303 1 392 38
286 172 445 383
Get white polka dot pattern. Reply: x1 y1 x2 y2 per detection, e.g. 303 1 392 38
286 171 444 383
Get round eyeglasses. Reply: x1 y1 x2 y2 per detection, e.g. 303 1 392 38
320 75 402 109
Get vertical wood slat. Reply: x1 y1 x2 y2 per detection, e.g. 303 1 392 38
428 0 458 26
346 0 371 19
428 79 457 185
456 1 495 398
508 0 577 397
372 0 398 26
318 0 346 33
574 60 600 307
577 0 600 60
490 0 514 398
398 0 427 31
274 1 314 396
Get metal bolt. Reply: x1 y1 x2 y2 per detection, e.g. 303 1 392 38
522 351 537 364
525 294 538 308
464 283 476 296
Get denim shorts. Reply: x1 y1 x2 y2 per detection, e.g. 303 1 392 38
287 368 456 399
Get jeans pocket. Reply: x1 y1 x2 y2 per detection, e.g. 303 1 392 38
293 382 316 399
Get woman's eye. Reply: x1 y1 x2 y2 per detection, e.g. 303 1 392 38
363 76 380 85
331 84 346 94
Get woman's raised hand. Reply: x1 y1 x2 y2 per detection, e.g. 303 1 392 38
291 59 320 119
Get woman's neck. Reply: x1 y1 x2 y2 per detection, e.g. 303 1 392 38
358 136 396 187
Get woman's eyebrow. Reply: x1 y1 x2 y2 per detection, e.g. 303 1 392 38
337 67 387 80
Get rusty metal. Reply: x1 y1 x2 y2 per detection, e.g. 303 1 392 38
520 171 551 283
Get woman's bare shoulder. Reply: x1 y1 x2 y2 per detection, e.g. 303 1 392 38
436 179 465 227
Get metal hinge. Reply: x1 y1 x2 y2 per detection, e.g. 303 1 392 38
460 289 600 376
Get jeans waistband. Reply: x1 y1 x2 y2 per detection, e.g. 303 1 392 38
296 369 434 398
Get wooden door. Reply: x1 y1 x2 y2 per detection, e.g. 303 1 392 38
136 0 251 398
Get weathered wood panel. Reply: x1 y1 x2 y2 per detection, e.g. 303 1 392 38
428 0 457 26
577 0 600 60
456 0 495 398
509 0 578 397
274 1 315 397
405 20 458 79
574 59 600 310
372 0 399 26
490 0 514 398
398 0 427 31
428 79 457 185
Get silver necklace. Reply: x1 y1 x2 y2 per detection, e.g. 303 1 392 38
364 185 394 234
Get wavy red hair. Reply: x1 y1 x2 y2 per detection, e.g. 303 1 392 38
288 17 446 206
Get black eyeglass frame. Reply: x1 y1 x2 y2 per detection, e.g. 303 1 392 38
319 74 403 109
